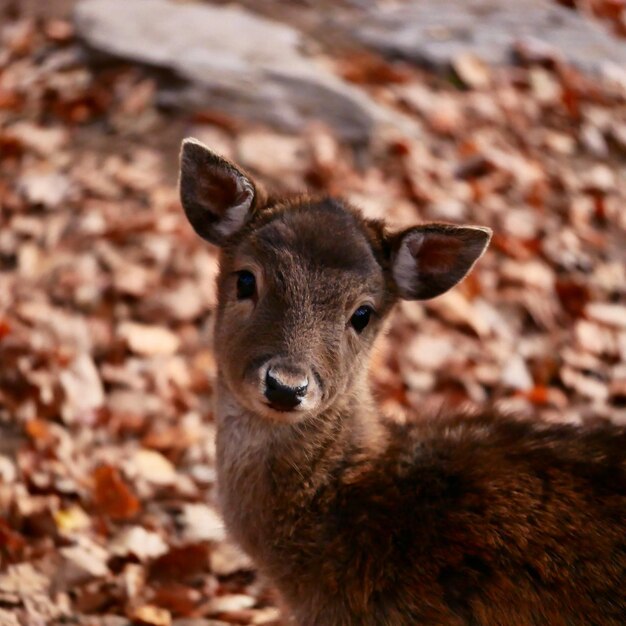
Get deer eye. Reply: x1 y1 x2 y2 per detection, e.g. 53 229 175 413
350 305 373 333
236 271 256 300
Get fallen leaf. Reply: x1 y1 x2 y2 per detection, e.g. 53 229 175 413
18 171 73 209
60 353 105 423
149 544 211 582
609 379 626 407
0 609 20 626
119 322 181 356
404 334 455 371
502 355 534 391
59 539 110 584
426 291 491 337
585 302 626 329
150 584 201 617
7 122 68 156
131 449 177 486
110 526 168 561
210 541 253 577
130 604 172 626
453 53 492 88
54 506 91 534
0 519 26 561
0 456 16 482
207 594 256 614
237 131 310 188
180 504 225 543
0 562 49 595
561 365 610 402
91 465 141 520
575 320 619 356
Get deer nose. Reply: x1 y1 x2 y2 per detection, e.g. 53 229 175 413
265 366 308 411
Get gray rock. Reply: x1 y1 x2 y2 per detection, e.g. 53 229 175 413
352 0 626 74
74 0 414 144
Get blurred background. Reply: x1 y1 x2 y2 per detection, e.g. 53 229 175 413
1 0 625 624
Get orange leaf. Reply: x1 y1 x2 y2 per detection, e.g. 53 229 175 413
91 465 140 521
555 279 591 318
130 605 171 626
151 583 201 616
149 544 210 582
525 386 550 406
25 419 53 443
0 518 26 561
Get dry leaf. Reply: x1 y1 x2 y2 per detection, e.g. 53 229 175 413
91 465 141 520
207 594 256 614
150 584 201 617
131 450 177 486
149 544 211 582
501 355 534 391
130 604 172 626
210 541 254 577
110 526 168 561
60 353 105 423
18 171 73 209
180 504 225 543
404 334 455 371
59 539 110 584
453 53 491 88
585 302 626 329
119 322 181 356
54 506 91 534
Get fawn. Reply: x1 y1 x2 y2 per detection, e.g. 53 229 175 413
179 138 626 626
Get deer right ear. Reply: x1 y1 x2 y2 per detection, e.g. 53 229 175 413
179 138 258 245
389 223 492 300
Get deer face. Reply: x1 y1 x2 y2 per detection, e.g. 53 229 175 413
213 199 392 422
179 138 491 423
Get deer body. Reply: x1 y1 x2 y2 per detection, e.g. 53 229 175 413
179 139 626 626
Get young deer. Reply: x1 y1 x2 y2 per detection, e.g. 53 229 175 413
179 138 626 626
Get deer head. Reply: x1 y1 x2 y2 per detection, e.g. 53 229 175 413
179 138 491 424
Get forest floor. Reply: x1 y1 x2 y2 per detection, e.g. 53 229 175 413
1 1 626 625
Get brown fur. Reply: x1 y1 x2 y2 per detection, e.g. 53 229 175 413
179 140 626 626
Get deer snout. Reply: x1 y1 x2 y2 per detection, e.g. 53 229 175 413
264 362 309 412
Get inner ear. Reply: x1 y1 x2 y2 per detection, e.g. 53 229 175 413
179 138 258 245
390 224 492 300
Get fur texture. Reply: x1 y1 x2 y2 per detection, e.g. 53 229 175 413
217 403 626 626
179 139 626 626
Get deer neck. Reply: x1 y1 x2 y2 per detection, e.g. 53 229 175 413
214 372 384 555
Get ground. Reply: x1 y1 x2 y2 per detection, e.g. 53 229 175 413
0 1 626 625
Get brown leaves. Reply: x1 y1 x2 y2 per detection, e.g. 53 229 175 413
149 544 211 583
118 323 181 357
149 584 201 616
130 604 172 626
91 465 141 521
1 3 626 625
0 519 27 562
337 51 412 86
110 526 168 561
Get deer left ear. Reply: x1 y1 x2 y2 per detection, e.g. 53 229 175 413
179 138 260 245
389 223 492 300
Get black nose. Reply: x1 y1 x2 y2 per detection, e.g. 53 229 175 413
265 368 308 411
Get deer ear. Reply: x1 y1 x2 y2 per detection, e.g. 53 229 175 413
390 223 492 300
179 138 258 245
